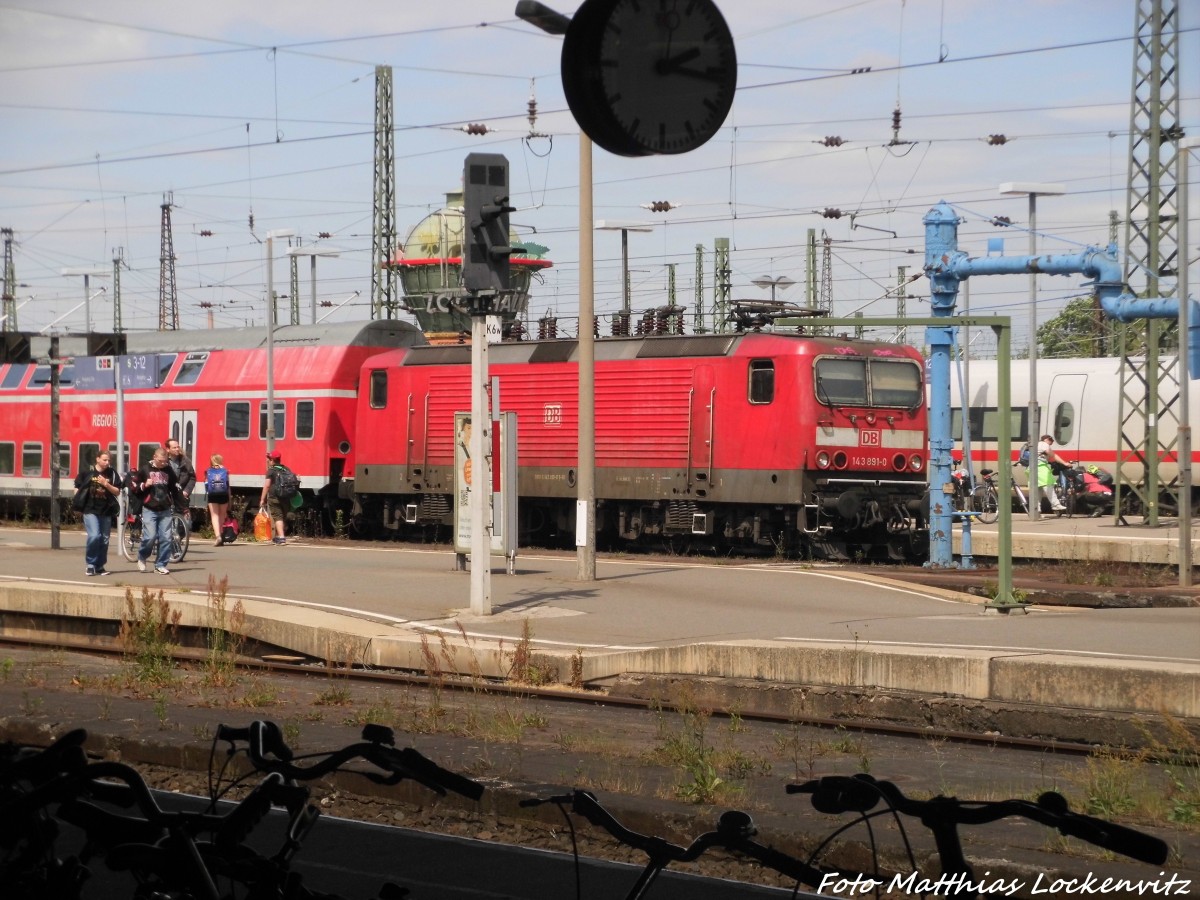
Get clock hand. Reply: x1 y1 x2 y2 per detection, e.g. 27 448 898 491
658 47 700 71
670 64 729 83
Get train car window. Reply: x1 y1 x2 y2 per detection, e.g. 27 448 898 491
869 360 922 407
258 401 285 441
21 442 42 477
79 443 100 474
747 360 774 404
814 357 867 405
105 443 131 471
226 402 251 439
1052 401 1075 445
157 354 176 386
136 444 159 469
1 363 28 389
296 400 315 440
369 370 388 409
29 365 75 387
950 407 1028 442
174 352 209 386
0 442 13 475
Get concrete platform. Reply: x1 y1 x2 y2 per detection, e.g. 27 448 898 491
1 525 1197 743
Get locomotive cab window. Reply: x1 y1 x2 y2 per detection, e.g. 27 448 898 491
870 360 923 407
226 401 251 440
814 358 867 406
174 352 209 386
0 442 13 476
747 360 774 404
296 400 315 440
369 370 388 409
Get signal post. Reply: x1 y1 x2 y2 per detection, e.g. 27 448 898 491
461 153 515 616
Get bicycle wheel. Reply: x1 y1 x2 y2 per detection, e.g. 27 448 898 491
121 516 141 562
169 514 190 563
970 484 999 525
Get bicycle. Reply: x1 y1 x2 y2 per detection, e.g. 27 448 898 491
520 788 832 899
788 774 1168 900
118 488 190 564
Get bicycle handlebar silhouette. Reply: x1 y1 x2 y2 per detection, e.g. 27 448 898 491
788 773 1167 885
521 788 831 899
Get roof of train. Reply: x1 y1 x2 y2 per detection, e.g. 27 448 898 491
394 331 920 367
18 320 426 359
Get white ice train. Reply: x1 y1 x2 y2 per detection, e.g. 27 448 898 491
946 356 1199 493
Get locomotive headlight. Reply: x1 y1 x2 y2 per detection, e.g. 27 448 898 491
909 454 924 472
816 451 832 469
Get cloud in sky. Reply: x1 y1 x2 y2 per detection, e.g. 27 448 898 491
0 0 1196 351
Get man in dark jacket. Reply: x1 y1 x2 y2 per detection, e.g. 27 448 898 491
132 448 182 574
165 438 197 526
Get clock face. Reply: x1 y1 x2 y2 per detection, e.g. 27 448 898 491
562 0 737 157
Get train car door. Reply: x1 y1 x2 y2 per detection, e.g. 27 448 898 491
689 365 714 483
168 410 198 464
1045 374 1087 458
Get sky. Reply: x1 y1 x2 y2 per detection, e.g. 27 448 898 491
1 0 1197 355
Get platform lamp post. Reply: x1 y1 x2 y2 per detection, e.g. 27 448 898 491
752 274 796 303
264 228 296 454
999 182 1064 521
515 0 597 582
61 267 110 332
286 245 343 325
596 220 654 316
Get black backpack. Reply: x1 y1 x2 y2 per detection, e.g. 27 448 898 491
271 466 300 500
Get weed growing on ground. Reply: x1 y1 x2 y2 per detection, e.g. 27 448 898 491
118 586 181 688
203 575 246 688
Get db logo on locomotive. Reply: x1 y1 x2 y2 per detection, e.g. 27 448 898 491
859 430 881 447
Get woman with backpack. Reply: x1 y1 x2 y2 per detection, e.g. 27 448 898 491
205 453 232 546
73 450 123 576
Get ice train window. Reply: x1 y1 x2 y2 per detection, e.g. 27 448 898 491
748 359 774 404
1052 402 1074 445
814 358 867 405
869 360 922 408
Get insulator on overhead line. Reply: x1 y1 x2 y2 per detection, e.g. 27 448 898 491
820 208 843 219
986 134 1009 145
463 123 489 135
850 66 871 74
643 201 675 212
991 216 1012 227
199 230 213 237
318 232 332 239
820 136 844 147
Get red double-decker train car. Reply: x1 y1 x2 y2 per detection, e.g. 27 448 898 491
0 320 424 513
348 331 929 559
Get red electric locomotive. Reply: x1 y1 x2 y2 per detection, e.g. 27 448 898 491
347 331 929 559
0 320 424 517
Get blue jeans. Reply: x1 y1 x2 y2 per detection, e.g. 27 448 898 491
139 507 174 569
82 512 112 570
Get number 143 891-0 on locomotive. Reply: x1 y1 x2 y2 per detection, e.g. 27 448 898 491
348 331 929 560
